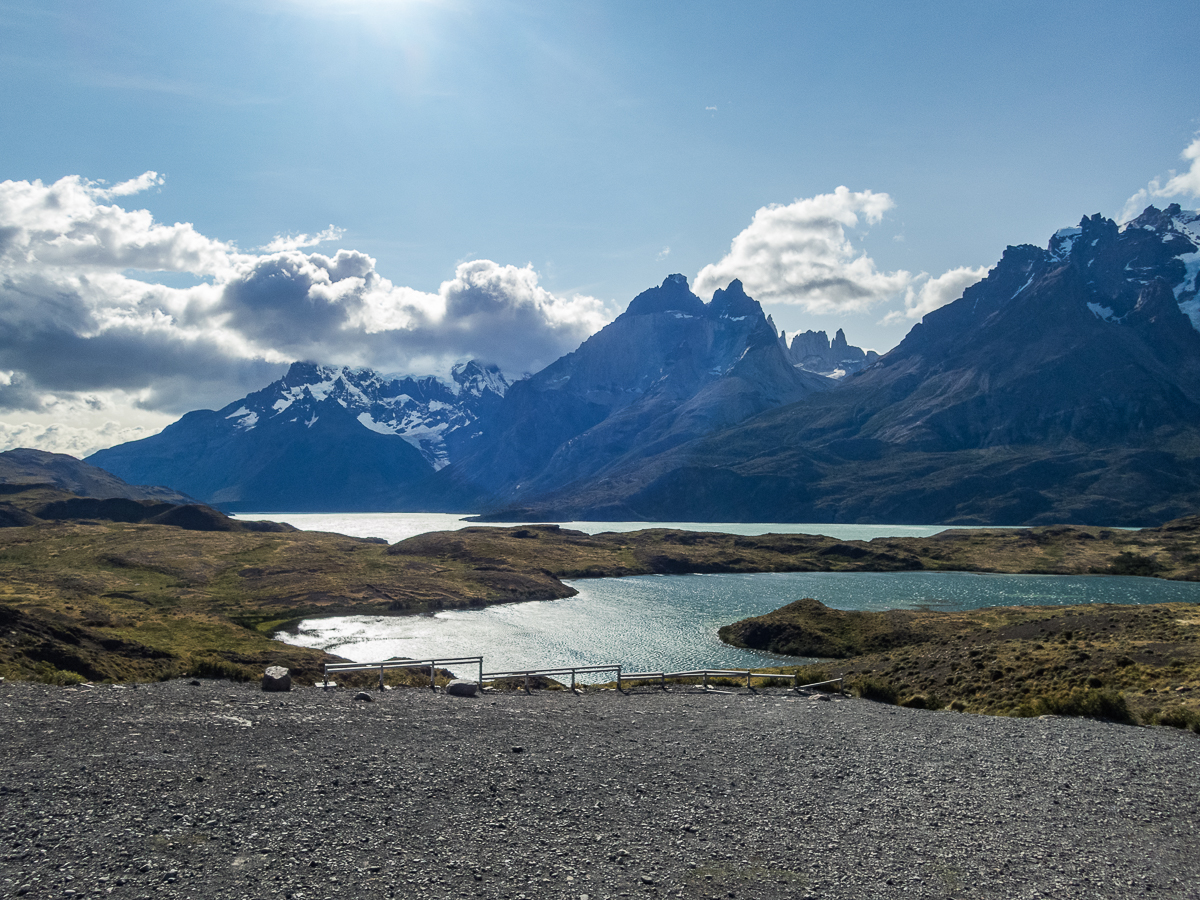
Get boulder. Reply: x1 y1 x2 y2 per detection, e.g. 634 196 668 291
261 666 292 692
446 679 479 697
354 691 374 702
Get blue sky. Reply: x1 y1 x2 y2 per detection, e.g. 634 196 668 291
2 0 1199 455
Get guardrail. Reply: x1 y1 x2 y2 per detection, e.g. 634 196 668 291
481 664 622 693
322 656 483 690
321 656 844 696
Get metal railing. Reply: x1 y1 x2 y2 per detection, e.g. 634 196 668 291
322 656 483 690
320 656 843 696
481 664 622 693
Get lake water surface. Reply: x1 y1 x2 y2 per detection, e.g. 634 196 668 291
278 570 1200 681
233 511 967 544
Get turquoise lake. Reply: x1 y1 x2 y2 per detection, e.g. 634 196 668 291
277 570 1200 682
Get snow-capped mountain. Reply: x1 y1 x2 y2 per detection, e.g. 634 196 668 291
87 360 508 511
225 360 508 470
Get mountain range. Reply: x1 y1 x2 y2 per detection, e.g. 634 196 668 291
86 204 1200 525
88 361 507 512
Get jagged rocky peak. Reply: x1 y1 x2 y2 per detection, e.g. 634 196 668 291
451 359 509 398
624 273 707 317
1034 204 1200 331
621 275 770 324
708 278 764 320
780 327 879 379
200 358 512 471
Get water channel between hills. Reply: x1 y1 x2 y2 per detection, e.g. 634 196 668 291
272 571 1200 681
263 509 1200 680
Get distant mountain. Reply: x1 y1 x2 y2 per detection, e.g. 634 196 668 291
87 361 508 512
0 448 192 504
781 328 879 378
436 275 835 512
484 205 1200 525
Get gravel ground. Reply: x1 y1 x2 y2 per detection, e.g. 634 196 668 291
1 680 1198 900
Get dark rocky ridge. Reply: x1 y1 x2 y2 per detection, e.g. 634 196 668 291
488 206 1200 524
0 448 192 504
1 680 1197 900
0 486 297 533
436 275 833 510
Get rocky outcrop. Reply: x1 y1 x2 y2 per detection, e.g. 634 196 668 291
261 666 292 692
781 328 879 377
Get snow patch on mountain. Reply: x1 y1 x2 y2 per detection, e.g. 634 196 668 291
1049 226 1081 260
211 360 508 469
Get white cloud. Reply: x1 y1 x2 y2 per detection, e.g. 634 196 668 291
883 265 989 324
1121 134 1200 222
0 172 616 454
0 418 168 459
693 186 912 314
101 171 166 198
656 246 670 260
260 225 345 252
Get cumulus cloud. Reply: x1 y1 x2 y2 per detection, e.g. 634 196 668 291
0 172 614 455
884 265 989 324
1121 134 1200 222
0 418 168 460
693 187 913 314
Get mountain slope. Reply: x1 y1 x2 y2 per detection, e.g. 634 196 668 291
492 205 1200 525
439 275 833 509
0 448 192 503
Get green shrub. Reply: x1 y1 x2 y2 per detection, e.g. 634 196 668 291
187 656 254 682
1018 689 1134 724
31 663 88 686
855 677 899 705
1149 706 1200 732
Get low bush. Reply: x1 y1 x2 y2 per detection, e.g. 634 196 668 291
1016 689 1134 724
186 656 254 682
1148 706 1200 732
855 677 899 705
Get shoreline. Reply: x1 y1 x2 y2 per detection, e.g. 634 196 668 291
2 515 1199 729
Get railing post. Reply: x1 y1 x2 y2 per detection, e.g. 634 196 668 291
616 667 622 693
430 662 436 691
524 672 530 695
793 671 799 693
839 675 845 695
661 672 666 691
571 669 576 693
479 658 483 687
379 664 384 691
703 672 708 692
323 664 329 691
746 670 751 690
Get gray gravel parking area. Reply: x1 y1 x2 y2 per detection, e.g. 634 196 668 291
1 680 1198 900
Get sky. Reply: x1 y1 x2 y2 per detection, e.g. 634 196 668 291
2 0 1200 457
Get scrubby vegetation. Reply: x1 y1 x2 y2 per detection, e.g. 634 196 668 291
726 598 1200 730
3 483 1200 731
